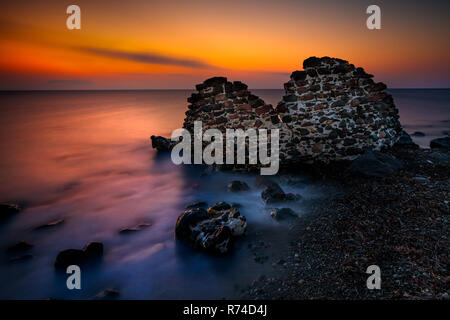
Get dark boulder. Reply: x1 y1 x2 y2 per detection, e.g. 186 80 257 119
175 202 246 254
150 135 175 152
430 137 450 151
349 150 403 177
227 180 250 192
55 242 104 270
411 131 425 137
54 249 86 269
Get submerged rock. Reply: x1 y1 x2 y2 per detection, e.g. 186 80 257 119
95 288 120 299
349 150 403 177
227 180 250 192
0 203 21 222
175 202 247 253
54 242 103 270
270 208 299 221
261 183 301 204
119 222 151 234
33 218 65 231
430 137 450 151
150 135 175 152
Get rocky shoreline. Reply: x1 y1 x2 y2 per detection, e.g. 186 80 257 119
241 140 449 300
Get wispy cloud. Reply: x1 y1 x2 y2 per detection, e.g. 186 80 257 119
48 79 93 85
77 47 215 69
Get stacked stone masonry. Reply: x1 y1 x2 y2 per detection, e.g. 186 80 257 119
182 56 402 165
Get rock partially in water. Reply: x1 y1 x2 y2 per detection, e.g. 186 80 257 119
94 288 120 299
33 218 65 231
393 131 418 148
54 242 104 270
349 150 403 177
411 131 425 137
175 202 247 253
0 203 21 222
261 183 301 204
119 222 151 235
430 137 450 151
7 241 33 253
150 135 175 152
270 208 299 221
227 180 250 192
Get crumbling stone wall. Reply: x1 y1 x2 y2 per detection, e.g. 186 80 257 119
180 56 402 165
276 56 402 163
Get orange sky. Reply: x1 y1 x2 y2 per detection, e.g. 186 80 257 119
0 0 449 89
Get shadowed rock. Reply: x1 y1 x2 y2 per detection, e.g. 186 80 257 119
430 137 450 151
227 180 250 192
349 150 403 177
54 242 103 270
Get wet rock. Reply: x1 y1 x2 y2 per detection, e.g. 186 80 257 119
411 131 425 137
394 131 418 148
261 183 301 204
430 137 450 151
184 201 208 209
54 249 85 269
119 222 151 235
150 135 175 152
349 150 403 177
0 202 21 222
7 241 33 253
33 218 65 231
270 208 299 221
54 242 104 270
175 202 247 253
261 184 286 204
84 242 104 259
227 180 250 192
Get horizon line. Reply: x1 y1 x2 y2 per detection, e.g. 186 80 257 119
1 88 450 92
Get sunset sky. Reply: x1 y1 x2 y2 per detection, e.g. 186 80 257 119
0 0 449 90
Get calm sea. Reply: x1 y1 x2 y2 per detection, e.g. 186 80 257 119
0 89 448 299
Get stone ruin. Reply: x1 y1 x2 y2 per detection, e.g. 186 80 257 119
165 56 403 165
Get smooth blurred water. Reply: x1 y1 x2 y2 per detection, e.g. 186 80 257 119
0 89 448 299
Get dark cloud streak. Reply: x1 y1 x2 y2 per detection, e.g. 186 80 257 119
78 47 215 69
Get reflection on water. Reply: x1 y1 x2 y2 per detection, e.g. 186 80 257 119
0 89 448 299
